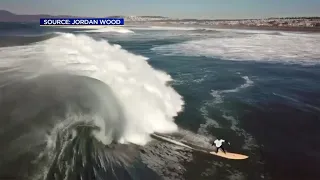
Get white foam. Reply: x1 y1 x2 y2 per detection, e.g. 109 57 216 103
127 26 197 31
222 114 258 150
198 76 255 149
0 33 184 146
152 33 320 65
220 76 253 94
209 28 282 35
48 25 134 33
77 27 134 34
208 76 253 105
198 100 222 132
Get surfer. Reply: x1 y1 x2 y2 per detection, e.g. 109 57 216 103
211 139 230 154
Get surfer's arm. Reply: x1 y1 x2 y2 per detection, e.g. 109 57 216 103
223 140 230 145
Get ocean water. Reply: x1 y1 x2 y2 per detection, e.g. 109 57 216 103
0 22 319 180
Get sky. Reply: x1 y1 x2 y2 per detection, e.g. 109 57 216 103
1 0 320 19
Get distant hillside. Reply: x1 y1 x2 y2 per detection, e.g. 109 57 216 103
0 10 88 22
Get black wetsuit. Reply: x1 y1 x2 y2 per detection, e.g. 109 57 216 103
216 145 226 153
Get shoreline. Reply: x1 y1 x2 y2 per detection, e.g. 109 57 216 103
125 22 320 33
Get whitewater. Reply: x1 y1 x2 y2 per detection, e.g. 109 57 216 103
0 29 187 179
0 32 184 146
151 31 320 65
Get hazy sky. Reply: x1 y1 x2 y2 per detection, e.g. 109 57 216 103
1 0 320 19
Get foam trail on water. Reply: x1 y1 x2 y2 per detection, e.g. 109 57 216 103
198 76 253 134
218 76 253 94
209 76 253 105
0 33 184 146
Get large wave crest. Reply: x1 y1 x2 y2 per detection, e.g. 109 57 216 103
0 32 184 145
0 33 184 179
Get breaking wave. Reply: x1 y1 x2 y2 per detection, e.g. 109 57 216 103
0 32 184 179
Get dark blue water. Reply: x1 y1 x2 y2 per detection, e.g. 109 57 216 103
109 33 320 180
0 23 319 180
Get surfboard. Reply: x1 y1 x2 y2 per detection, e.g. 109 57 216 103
209 151 249 160
151 133 249 160
181 140 249 160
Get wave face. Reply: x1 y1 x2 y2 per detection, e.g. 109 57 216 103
0 74 138 179
151 32 320 65
0 33 184 179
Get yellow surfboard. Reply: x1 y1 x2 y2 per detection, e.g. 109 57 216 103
209 151 249 160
